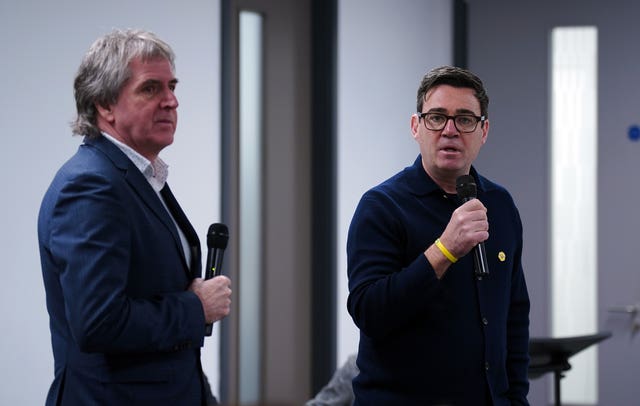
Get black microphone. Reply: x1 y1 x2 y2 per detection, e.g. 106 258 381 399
204 223 229 336
456 175 489 277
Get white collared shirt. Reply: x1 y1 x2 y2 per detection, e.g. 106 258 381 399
101 132 169 192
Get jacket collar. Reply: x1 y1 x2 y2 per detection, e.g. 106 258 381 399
405 154 489 197
82 135 197 277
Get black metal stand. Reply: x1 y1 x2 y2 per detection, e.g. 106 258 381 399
528 331 611 406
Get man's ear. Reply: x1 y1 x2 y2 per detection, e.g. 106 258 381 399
481 119 489 145
95 102 114 123
410 114 420 140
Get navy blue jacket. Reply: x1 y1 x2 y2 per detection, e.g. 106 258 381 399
347 156 530 405
38 135 208 405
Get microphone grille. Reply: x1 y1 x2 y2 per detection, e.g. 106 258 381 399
207 223 229 249
455 175 477 199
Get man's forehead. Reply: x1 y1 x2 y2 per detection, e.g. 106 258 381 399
422 85 479 109
128 57 176 80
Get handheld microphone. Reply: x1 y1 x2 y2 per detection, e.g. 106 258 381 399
456 175 489 277
204 223 229 336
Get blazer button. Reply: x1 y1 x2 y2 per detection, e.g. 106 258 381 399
482 317 489 326
485 362 490 371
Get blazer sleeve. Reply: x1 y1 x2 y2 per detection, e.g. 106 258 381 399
346 190 443 340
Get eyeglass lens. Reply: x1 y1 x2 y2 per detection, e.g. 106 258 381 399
423 113 480 132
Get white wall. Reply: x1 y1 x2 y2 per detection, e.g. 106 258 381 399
0 1 221 404
337 0 453 364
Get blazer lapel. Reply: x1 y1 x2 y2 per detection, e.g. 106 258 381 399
84 136 201 279
160 184 202 278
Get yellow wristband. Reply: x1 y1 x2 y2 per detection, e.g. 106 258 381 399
435 238 458 263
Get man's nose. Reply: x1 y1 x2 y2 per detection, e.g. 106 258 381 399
442 117 458 135
161 90 179 109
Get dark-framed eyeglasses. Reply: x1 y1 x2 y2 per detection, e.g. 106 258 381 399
418 112 486 133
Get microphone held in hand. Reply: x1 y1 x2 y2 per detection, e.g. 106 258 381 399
455 175 489 277
204 223 229 336
205 223 229 279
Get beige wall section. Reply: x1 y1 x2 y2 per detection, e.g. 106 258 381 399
225 0 312 405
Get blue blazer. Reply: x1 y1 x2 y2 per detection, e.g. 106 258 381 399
38 135 208 405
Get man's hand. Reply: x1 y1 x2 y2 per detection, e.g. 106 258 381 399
189 276 232 323
440 198 489 259
425 199 489 279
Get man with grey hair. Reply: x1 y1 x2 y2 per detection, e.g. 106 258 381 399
38 29 231 405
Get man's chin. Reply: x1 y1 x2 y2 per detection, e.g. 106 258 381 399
150 132 175 153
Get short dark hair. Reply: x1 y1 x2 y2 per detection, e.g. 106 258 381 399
416 65 489 118
71 29 176 138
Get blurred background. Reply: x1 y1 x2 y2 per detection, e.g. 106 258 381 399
2 0 640 405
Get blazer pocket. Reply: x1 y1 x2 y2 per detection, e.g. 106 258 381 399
106 365 172 383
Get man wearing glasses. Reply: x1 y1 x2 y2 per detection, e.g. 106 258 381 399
347 66 530 405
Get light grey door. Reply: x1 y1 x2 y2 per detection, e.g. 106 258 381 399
467 0 640 404
597 1 640 401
